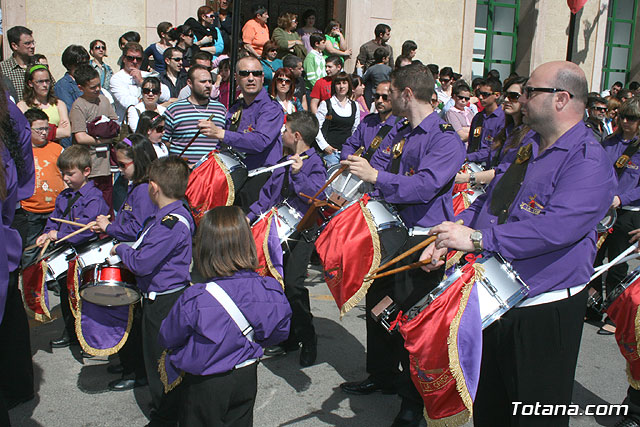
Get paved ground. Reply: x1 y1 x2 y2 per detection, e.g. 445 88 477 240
7 265 637 426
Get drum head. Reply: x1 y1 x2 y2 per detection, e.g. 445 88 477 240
80 283 141 306
379 227 409 265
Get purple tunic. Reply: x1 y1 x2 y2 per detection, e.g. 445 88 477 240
223 89 284 170
3 153 22 273
43 181 109 246
116 200 194 294
457 122 616 296
602 133 640 206
158 270 291 375
341 112 401 171
375 112 466 228
247 148 327 222
467 105 505 164
8 97 34 202
106 182 157 242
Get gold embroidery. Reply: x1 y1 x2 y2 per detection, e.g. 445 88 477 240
393 138 406 159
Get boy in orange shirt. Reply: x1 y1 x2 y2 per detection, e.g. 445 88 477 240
15 108 65 267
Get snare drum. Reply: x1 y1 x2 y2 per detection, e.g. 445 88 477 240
272 202 303 245
603 265 640 312
80 263 140 306
216 149 248 190
464 162 485 174
76 238 119 270
42 244 77 281
324 164 374 208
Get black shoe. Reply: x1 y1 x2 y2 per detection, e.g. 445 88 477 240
50 334 78 348
81 350 95 359
391 406 425 427
615 415 640 427
299 337 317 367
264 341 300 357
108 377 148 391
340 378 396 395
6 394 34 410
107 364 124 374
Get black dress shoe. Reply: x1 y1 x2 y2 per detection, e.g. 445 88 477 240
107 364 124 374
299 337 317 367
81 350 95 359
340 378 396 395
108 377 148 391
50 334 79 348
264 341 300 357
391 406 425 427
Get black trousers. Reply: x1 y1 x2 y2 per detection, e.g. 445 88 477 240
180 363 258 427
604 209 640 294
235 173 271 214
283 228 316 345
57 273 77 339
473 287 588 427
0 272 34 402
142 290 185 427
624 386 640 419
118 303 145 379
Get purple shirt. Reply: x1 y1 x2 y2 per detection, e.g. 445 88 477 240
375 112 466 228
467 105 505 164
43 181 109 246
158 270 291 376
341 112 402 171
116 200 194 294
458 122 616 296
3 151 20 273
106 182 157 242
223 89 284 170
8 98 34 202
247 148 327 222
602 133 640 206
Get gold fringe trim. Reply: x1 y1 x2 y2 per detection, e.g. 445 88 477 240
69 260 80 319
214 152 235 206
443 265 477 424
76 301 135 357
627 363 640 390
338 200 382 318
159 350 184 393
635 303 640 358
263 209 284 289
19 262 52 323
462 192 471 210
445 251 465 271
424 408 472 427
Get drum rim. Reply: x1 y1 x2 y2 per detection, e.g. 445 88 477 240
603 266 640 310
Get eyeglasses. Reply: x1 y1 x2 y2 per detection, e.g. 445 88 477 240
276 77 291 84
373 93 389 101
620 114 640 122
142 87 161 95
117 160 135 169
237 69 263 77
124 55 142 63
592 107 607 112
153 125 165 133
170 57 184 62
31 127 49 134
505 92 521 101
523 86 574 99
33 79 51 85
476 91 494 98
455 95 470 101
440 78 451 84
93 45 106 50
205 13 215 18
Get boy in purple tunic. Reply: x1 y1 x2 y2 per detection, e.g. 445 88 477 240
37 145 109 349
92 134 158 391
466 77 505 165
159 206 291 426
247 111 327 367
112 156 194 426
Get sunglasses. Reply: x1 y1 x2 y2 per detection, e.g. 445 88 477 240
237 69 263 77
124 55 142 62
93 45 106 50
277 77 291 84
592 106 607 112
505 92 521 101
440 78 451 84
170 57 184 62
142 87 161 95
476 91 494 98
523 86 574 99
117 160 134 169
621 114 640 122
205 13 215 18
374 93 389 101
153 125 165 133
455 95 470 101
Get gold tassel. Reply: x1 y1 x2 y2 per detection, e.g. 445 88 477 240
263 209 284 289
214 152 235 206
159 350 184 393
424 409 472 427
76 302 135 357
338 200 382 317
627 363 640 390
69 260 80 319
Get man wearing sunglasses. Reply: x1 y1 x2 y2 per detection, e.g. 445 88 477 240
420 61 616 426
198 56 284 210
466 77 505 166
110 42 170 122
160 47 187 98
585 95 610 142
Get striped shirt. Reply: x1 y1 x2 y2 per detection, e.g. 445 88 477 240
164 98 227 164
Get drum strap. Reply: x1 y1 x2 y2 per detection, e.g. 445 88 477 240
205 282 255 342
132 214 191 249
614 137 640 177
467 112 485 153
62 192 82 218
363 123 394 161
228 103 244 133
489 143 533 224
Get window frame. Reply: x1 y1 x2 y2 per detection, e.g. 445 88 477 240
601 0 637 91
473 0 520 78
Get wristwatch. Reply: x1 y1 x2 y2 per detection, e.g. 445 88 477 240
470 230 483 252
469 171 477 185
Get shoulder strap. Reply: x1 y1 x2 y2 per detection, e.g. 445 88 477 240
363 123 394 161
228 103 244 132
62 192 82 218
205 282 255 341
489 143 533 224
467 113 485 153
170 214 192 232
615 138 640 177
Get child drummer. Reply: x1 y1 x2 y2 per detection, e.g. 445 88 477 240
247 111 327 367
91 134 157 391
111 156 194 426
36 145 109 349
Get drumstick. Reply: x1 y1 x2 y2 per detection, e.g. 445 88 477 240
247 154 310 177
298 193 342 210
590 242 639 282
178 111 220 158
24 242 40 252
38 238 51 259
50 217 87 227
308 147 365 204
367 258 434 281
54 216 109 245
368 220 464 277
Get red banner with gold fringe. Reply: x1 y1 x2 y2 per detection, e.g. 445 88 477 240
185 151 234 225
251 209 284 288
20 261 51 322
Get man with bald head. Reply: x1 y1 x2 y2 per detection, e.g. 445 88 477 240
199 56 284 210
420 61 616 425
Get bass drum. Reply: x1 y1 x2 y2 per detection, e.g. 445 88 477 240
80 263 140 306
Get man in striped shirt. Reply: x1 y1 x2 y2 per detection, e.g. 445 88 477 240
164 64 227 164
